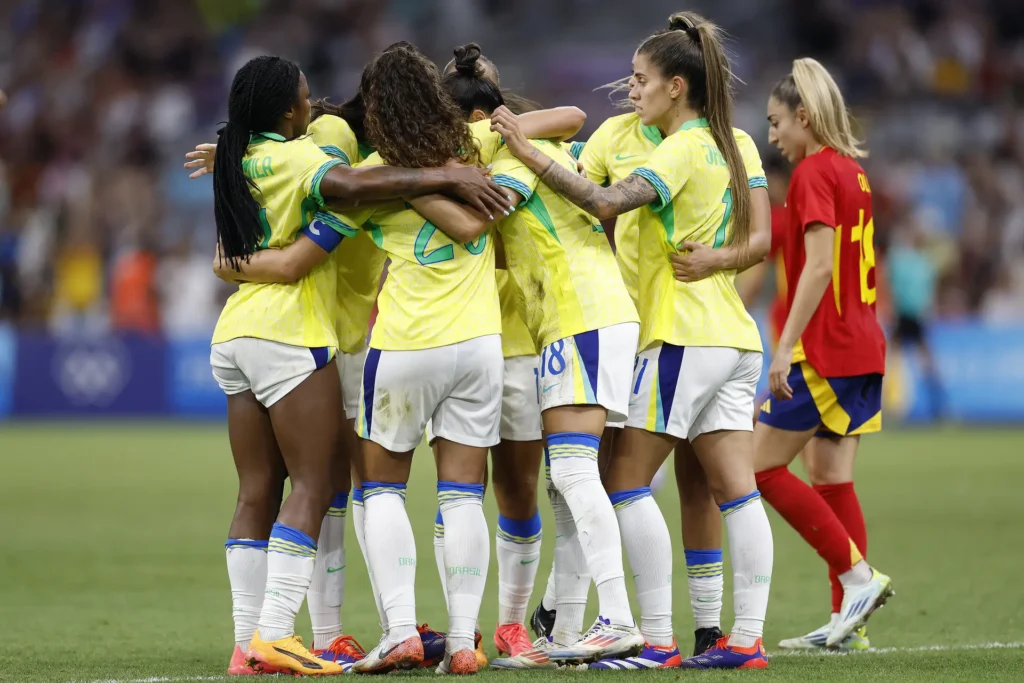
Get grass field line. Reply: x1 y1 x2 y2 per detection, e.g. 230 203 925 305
68 642 1024 683
773 641 1024 657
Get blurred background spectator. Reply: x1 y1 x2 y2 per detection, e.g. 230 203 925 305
1 0 1023 336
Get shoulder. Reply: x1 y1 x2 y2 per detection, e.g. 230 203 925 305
356 151 385 168
792 152 833 185
307 115 357 163
309 114 355 139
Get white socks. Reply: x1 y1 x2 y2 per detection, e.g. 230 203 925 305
258 524 318 642
547 432 633 628
307 492 348 649
611 487 674 646
438 482 489 653
352 488 388 630
839 560 873 587
720 491 773 648
685 549 724 631
548 487 591 644
433 509 449 611
495 513 542 626
541 564 557 611
226 540 268 652
363 483 418 643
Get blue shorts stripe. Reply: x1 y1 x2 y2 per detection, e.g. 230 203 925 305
574 329 601 398
311 346 331 370
657 343 685 423
225 538 269 550
362 348 382 436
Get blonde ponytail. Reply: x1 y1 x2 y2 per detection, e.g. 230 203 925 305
774 58 867 158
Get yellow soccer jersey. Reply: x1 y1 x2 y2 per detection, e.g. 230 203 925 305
491 140 638 349
212 133 349 349
579 113 663 307
307 114 385 353
497 268 538 358
631 119 767 353
470 118 504 166
337 154 500 351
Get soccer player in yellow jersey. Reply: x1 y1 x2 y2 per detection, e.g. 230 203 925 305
491 12 775 670
574 108 729 659
208 55 512 677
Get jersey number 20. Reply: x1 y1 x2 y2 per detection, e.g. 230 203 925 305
414 221 486 265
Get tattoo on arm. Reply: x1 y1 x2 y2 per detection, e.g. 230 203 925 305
532 154 657 218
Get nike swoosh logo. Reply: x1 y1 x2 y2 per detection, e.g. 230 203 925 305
273 646 323 669
615 154 639 161
520 558 538 565
541 385 557 394
326 565 345 574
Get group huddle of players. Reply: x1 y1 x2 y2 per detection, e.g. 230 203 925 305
185 9 894 677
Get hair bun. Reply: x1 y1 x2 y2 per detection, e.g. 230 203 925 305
667 13 691 31
453 43 483 76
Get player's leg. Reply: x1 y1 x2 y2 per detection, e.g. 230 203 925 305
243 342 348 675
220 377 288 676
307 355 361 662
352 346 450 673
674 441 725 656
429 334 504 675
541 324 643 662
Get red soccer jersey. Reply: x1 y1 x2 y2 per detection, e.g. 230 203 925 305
781 147 886 377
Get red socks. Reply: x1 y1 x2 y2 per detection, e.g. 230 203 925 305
815 482 868 613
755 466 864 577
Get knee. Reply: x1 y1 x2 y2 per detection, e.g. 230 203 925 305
493 470 538 517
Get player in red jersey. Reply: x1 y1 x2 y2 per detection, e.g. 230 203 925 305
753 59 895 651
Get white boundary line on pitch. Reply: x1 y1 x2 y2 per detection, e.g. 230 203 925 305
773 641 1024 657
66 642 1024 682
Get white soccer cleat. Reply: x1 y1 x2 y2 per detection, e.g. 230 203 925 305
546 617 645 663
827 568 894 648
779 618 870 651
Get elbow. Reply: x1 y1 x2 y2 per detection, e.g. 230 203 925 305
565 106 587 130
281 256 306 283
809 260 833 281
594 205 617 221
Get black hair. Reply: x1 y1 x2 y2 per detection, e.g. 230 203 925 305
441 43 505 117
213 55 302 268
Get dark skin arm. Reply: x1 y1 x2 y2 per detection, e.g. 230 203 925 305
490 106 658 220
212 237 329 284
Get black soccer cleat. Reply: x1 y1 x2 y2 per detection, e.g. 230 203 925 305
530 603 556 640
693 627 724 656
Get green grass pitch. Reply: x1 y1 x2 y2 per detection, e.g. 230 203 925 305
1 424 1022 682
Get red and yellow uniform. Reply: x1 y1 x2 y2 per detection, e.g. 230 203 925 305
760 147 886 436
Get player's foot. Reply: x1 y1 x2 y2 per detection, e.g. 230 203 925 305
313 634 367 671
693 627 724 656
246 631 346 675
530 603 556 639
227 644 290 676
547 617 644 663
436 649 478 675
352 633 423 674
827 568 894 647
418 624 447 668
779 620 870 651
491 623 556 669
474 630 487 668
589 639 682 669
679 636 768 670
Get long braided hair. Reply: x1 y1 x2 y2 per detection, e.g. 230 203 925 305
213 56 301 268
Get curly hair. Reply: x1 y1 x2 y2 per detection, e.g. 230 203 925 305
363 46 479 169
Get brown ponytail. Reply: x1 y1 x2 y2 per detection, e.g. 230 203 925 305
638 11 751 247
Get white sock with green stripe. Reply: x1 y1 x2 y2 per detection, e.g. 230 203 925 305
548 432 634 629
610 487 673 646
685 549 723 630
496 512 542 626
439 482 489 653
258 523 318 642
352 488 388 630
308 491 348 649
549 488 590 644
363 483 418 643
720 491 773 648
226 539 268 652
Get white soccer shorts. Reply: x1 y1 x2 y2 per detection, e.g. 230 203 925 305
500 355 543 442
626 343 762 441
357 334 503 452
538 322 639 423
210 337 335 408
337 343 368 421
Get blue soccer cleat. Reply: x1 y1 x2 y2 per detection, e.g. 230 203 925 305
679 636 768 669
590 639 682 669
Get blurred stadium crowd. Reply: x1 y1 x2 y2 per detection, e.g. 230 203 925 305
1 0 1023 336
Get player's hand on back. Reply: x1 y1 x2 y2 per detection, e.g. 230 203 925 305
443 164 514 220
670 241 722 282
185 143 217 179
